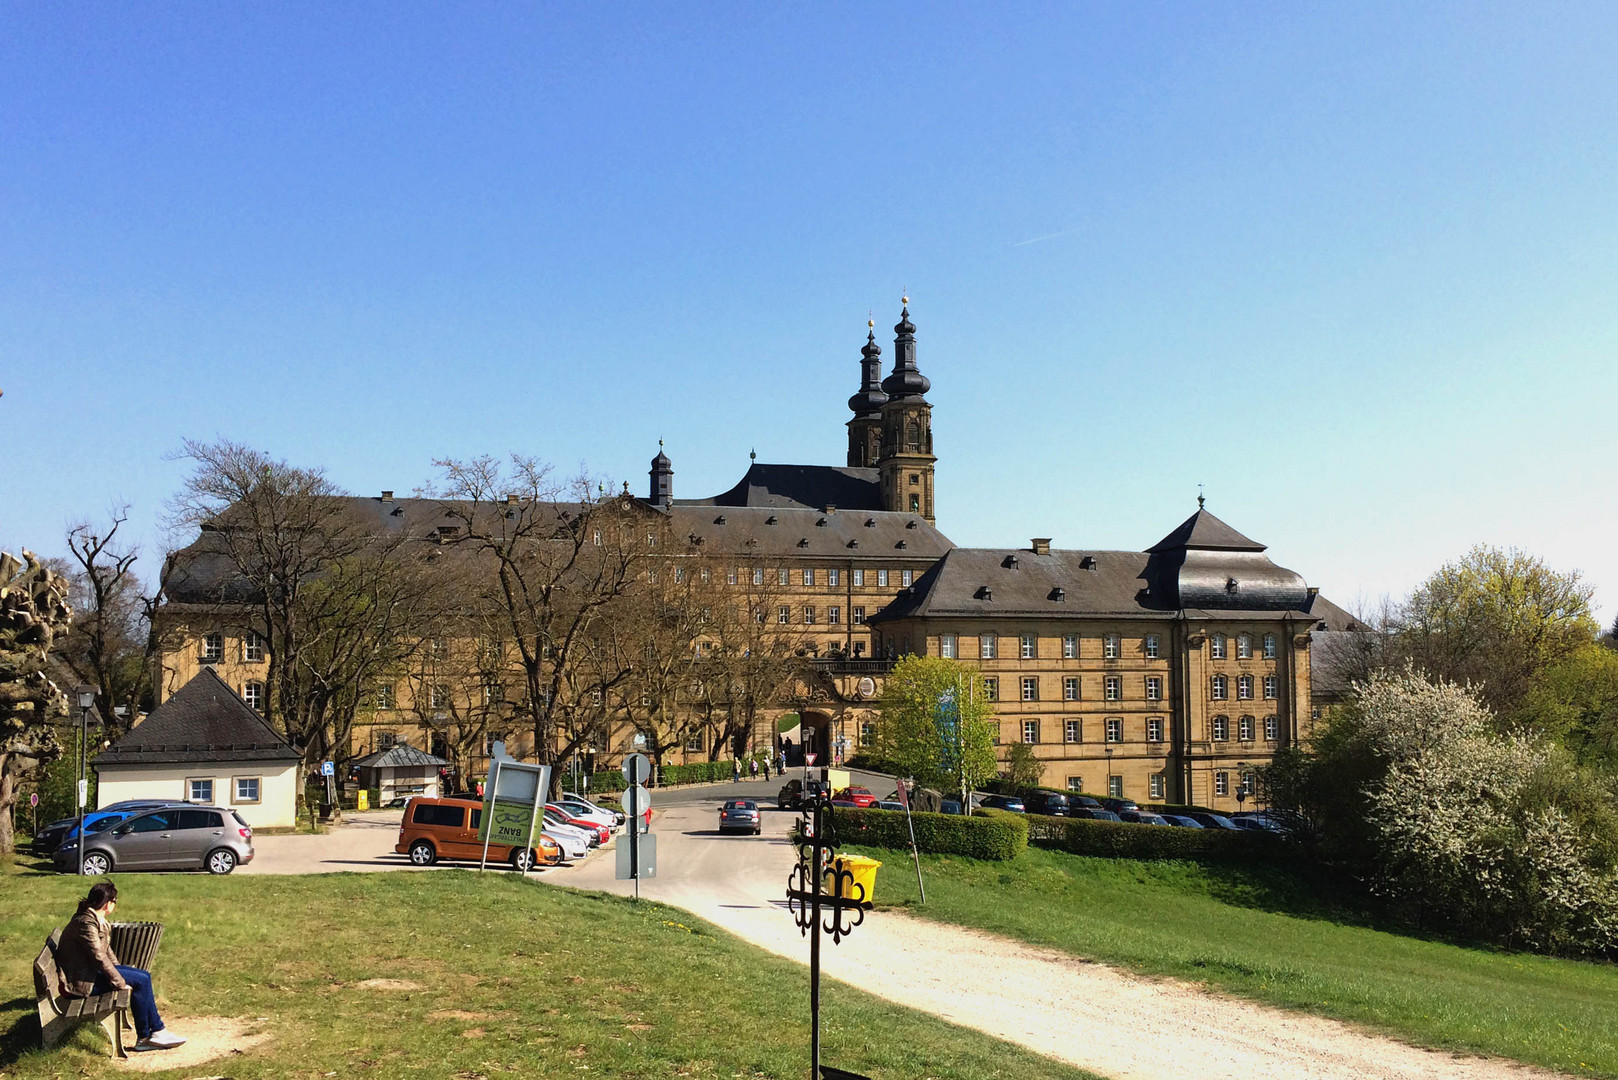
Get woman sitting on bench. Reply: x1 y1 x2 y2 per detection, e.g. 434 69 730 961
56 882 185 1051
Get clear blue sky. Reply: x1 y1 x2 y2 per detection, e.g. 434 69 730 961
3 3 1616 623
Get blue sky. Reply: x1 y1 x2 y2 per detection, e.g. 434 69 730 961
3 3 1616 623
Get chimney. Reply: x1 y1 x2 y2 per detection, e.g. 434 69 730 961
1031 538 1051 556
381 490 394 502
825 504 837 514
505 494 518 507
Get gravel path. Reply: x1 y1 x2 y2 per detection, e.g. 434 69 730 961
549 797 1569 1080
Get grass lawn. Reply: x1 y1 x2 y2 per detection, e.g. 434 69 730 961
0 866 1106 1080
847 843 1618 1077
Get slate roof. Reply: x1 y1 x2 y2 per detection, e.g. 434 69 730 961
96 667 301 767
1146 508 1267 553
353 744 449 770
674 463 884 512
664 504 951 561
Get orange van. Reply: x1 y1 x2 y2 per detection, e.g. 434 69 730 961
396 796 560 870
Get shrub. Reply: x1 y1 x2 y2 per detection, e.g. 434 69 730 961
588 770 628 794
1024 814 1285 863
830 806 1027 861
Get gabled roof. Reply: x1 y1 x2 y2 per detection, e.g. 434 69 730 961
1146 508 1266 553
871 548 1156 620
675 463 883 512
354 744 449 770
95 668 301 767
664 504 951 560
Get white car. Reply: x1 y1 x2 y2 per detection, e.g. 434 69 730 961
543 828 590 861
556 799 619 831
562 793 625 826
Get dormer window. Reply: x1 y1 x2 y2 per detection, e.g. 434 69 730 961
765 516 778 525
906 520 918 529
865 518 876 527
797 538 810 547
846 540 858 548
1050 587 1066 602
1003 554 1019 569
1227 577 1239 592
816 518 827 527
1080 556 1097 570
975 585 993 600
895 540 907 549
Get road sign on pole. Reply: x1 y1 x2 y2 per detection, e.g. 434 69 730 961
30 792 40 808
617 776 654 895
320 761 334 777
621 753 652 785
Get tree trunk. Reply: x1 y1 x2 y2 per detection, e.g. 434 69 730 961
0 761 18 856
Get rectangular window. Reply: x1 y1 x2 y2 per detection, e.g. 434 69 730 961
1238 674 1253 700
1145 676 1162 701
430 684 449 709
1238 715 1255 741
802 568 815 586
778 568 790 586
939 633 956 659
753 568 765 586
1263 634 1277 659
1212 715 1229 741
980 635 997 659
1210 633 1226 659
804 606 816 625
1022 719 1040 744
1106 717 1122 742
1020 634 1037 659
902 569 913 587
754 607 766 624
1103 634 1120 659
727 567 738 585
1237 634 1252 659
1145 634 1160 659
243 631 266 662
234 776 260 803
852 607 866 624
1104 675 1121 702
1067 776 1084 792
674 566 686 584
1264 675 1278 700
376 683 395 709
877 569 889 587
1147 717 1164 742
1265 715 1279 740
859 721 875 747
685 730 704 752
1109 775 1123 798
379 731 397 750
1020 677 1039 701
828 606 841 625
1063 677 1079 701
1211 675 1228 700
1062 634 1078 659
201 632 223 662
700 566 711 583
1064 719 1082 743
1149 774 1165 799
590 688 603 706
243 681 265 713
1215 771 1230 797
982 677 998 702
853 569 864 586
188 778 213 803
592 529 602 546
828 568 840 586
778 606 790 624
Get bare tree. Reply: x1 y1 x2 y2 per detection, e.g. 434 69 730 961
1 551 73 854
404 607 520 789
56 508 150 737
699 553 813 761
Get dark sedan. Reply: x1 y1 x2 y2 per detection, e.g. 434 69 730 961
719 799 761 835
978 794 1026 813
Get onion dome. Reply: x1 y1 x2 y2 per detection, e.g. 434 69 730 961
881 298 930 399
847 322 889 416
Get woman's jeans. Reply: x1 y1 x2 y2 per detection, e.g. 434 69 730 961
94 965 163 1039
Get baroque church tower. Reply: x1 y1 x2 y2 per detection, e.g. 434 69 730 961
877 299 936 524
845 321 887 469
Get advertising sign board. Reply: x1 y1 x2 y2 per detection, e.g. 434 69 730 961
476 742 553 874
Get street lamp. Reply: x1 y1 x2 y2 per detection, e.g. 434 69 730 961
76 690 94 876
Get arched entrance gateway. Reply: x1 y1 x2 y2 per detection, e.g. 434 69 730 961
797 710 834 765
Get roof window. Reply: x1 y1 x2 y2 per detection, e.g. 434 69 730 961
1050 587 1066 602
975 585 993 600
1003 554 1019 569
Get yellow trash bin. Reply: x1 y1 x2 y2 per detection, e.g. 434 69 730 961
356 789 369 812
826 854 882 902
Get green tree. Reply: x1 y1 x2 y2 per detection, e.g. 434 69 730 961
1004 742 1045 790
874 656 997 799
1518 644 1618 775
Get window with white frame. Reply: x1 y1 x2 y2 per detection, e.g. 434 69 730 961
376 682 395 709
1237 674 1253 700
939 633 956 659
852 569 864 586
430 684 449 709
1210 633 1226 659
1021 676 1039 701
802 568 814 586
234 776 260 803
1211 674 1228 700
902 569 913 587
188 778 213 803
1263 633 1277 659
1103 634 1120 659
1237 634 1252 659
1145 634 1160 659
828 606 841 625
243 630 266 662
1264 675 1278 700
1021 634 1037 659
1212 715 1229 741
1239 715 1255 741
1062 634 1078 659
877 569 889 587
1147 717 1164 742
590 687 603 706
1241 770 1257 798
1145 676 1162 701
1063 677 1079 701
1149 774 1165 799
753 607 765 624
1109 775 1123 798
201 632 223 662
700 566 711 584
1104 675 1121 701
753 567 765 586
1105 717 1122 742
1265 715 1279 740
379 731 397 749
647 567 658 585
778 568 790 586
1022 719 1040 744
982 677 998 701
674 566 686 584
592 529 602 546
686 730 704 752
1065 719 1082 743
852 606 865 624
828 568 840 586
804 607 816 625
727 567 738 585
1215 771 1230 797
859 720 875 747
1067 776 1084 792
778 606 790 624
243 681 265 713
980 635 997 659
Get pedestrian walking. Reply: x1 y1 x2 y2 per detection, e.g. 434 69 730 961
750 758 759 778
762 759 771 781
732 759 741 783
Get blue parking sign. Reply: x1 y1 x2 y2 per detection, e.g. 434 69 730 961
321 761 334 777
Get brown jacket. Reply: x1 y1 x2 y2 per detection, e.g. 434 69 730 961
55 908 127 997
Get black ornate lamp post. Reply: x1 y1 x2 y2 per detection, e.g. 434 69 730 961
786 787 873 1080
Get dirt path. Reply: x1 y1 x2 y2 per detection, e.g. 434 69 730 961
548 798 1568 1080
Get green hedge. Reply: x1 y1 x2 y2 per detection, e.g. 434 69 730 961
829 806 1028 861
587 770 628 794
1024 813 1285 863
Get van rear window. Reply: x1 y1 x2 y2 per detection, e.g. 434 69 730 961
412 803 465 828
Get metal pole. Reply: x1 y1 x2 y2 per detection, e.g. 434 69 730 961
76 705 87 876
479 759 502 873
521 780 541 878
902 779 925 903
809 797 823 1080
629 781 640 900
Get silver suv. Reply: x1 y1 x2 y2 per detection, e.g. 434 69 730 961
55 805 255 875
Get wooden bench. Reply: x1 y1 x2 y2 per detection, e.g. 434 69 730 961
33 929 131 1057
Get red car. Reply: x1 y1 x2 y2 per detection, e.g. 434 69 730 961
544 804 610 845
834 786 877 808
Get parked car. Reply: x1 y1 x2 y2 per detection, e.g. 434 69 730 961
1116 810 1169 826
544 804 610 845
1185 811 1242 830
829 798 860 808
1067 795 1104 811
1160 814 1205 828
1070 807 1121 822
56 806 254 875
1229 812 1288 834
396 796 560 869
99 799 189 812
873 800 906 812
1021 792 1071 816
1098 797 1140 815
554 799 619 832
977 794 1026 813
939 799 965 815
543 826 591 861
778 779 805 810
562 792 626 826
719 799 762 835
834 786 877 808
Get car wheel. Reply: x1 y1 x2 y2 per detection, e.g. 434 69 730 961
510 848 536 872
80 851 113 876
408 840 437 866
753 827 761 835
206 848 237 875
